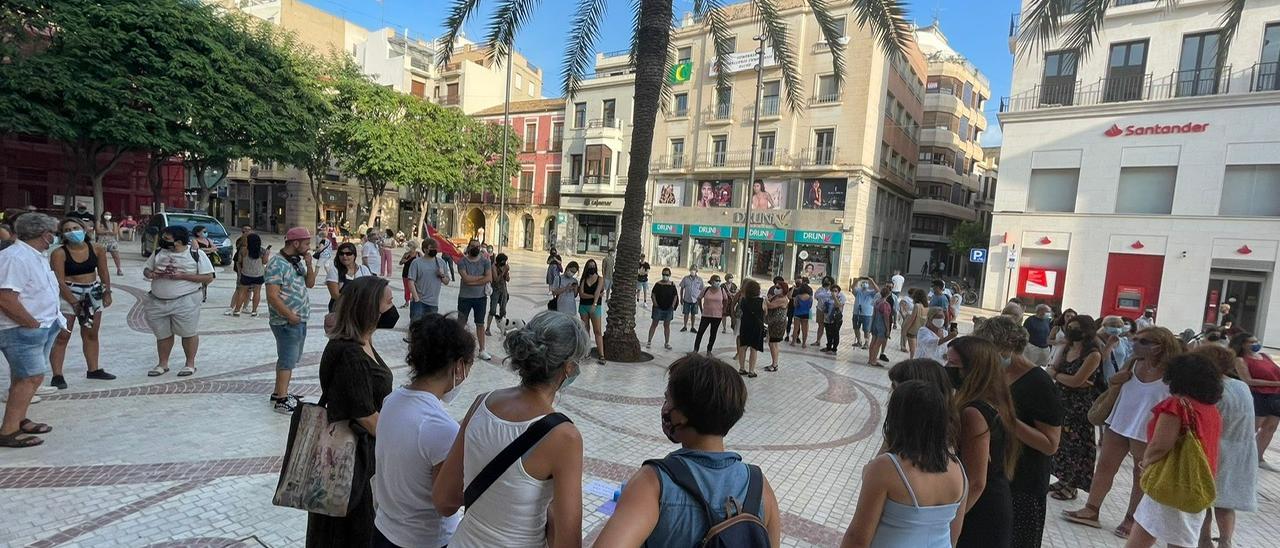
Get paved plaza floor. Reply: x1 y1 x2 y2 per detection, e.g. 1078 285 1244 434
2 245 1278 547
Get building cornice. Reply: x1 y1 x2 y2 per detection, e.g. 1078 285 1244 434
998 91 1280 125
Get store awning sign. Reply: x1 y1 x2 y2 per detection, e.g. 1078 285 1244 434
651 223 683 236
794 230 842 245
688 224 732 238
737 226 786 241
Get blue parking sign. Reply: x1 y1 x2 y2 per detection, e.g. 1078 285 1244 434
969 248 987 263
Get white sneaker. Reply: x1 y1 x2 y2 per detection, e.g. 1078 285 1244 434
36 385 57 395
478 350 493 361
1261 460 1280 472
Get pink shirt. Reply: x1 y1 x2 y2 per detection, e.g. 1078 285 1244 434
701 287 725 318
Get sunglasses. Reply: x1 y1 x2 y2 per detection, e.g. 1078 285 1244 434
338 252 355 256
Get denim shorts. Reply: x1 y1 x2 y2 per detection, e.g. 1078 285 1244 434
682 302 700 315
409 301 438 322
489 287 509 318
0 325 60 379
271 322 307 371
458 296 487 325
852 314 873 331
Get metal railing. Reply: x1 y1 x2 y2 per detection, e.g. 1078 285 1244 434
800 146 837 166
600 48 630 58
705 104 732 121
811 92 840 105
1253 62 1280 92
1001 65 1245 112
669 105 690 117
690 149 793 168
581 118 623 129
436 95 460 106
1008 12 1019 38
743 97 781 118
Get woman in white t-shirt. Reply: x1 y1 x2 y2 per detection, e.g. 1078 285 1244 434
374 313 476 548
327 242 373 312
913 306 957 364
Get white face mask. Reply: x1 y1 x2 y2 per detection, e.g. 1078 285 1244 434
441 366 462 404
931 318 946 328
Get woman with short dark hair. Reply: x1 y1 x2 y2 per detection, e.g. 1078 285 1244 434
226 232 266 317
595 353 781 546
307 276 395 546
1230 331 1280 470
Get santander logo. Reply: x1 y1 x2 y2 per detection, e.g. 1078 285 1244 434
1104 122 1209 137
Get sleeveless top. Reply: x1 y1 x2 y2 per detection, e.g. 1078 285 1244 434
1244 354 1280 394
581 276 599 306
401 254 416 279
63 245 98 277
871 454 966 548
239 253 266 278
1106 362 1170 441
643 449 754 548
701 288 725 318
451 393 555 548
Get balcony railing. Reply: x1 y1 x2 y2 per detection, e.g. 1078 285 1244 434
471 188 537 206
704 104 732 121
436 95 460 106
691 149 792 168
1253 62 1280 92
1000 65 1247 113
582 118 622 129
811 92 840 105
801 146 837 166
742 97 781 118
669 105 690 117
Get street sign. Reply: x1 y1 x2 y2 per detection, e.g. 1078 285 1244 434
969 248 987 263
1007 245 1019 268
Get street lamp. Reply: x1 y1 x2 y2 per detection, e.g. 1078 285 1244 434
497 40 513 253
739 33 767 283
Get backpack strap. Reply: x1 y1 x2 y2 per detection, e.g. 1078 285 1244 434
743 464 764 517
644 456 716 525
464 412 572 509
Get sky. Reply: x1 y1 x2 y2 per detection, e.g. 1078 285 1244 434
304 0 1021 145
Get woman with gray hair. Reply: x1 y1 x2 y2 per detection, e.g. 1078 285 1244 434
973 316 1064 548
435 310 589 548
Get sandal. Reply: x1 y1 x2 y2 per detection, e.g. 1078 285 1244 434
1049 483 1078 501
764 365 778 372
177 366 196 377
0 431 43 448
747 372 758 378
1113 515 1134 539
19 419 52 434
738 369 748 375
147 365 169 377
1062 505 1102 529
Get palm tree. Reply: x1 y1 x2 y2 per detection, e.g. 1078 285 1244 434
440 0 911 361
1017 0 1246 59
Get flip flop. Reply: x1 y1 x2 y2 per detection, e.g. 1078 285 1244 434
19 419 52 434
147 365 169 377
1114 516 1134 538
0 431 43 448
177 366 196 377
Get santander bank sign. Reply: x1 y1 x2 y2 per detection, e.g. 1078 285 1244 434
1104 122 1209 137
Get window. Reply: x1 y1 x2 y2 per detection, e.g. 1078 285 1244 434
1220 165 1280 216
813 129 835 164
570 154 583 184
716 35 737 54
711 135 728 167
961 81 973 105
1178 31 1222 97
523 123 537 152
1041 50 1078 106
677 46 692 64
602 99 616 125
1026 168 1080 212
761 81 780 116
881 143 890 166
519 171 534 193
1105 40 1149 102
815 75 839 102
670 139 685 168
1261 24 1280 91
884 93 895 117
551 122 563 151
410 80 426 98
1115 167 1176 214
958 116 970 142
529 81 535 96
715 87 731 118
832 16 847 37
515 73 523 89
585 145 612 184
673 92 689 116
573 102 587 128
446 83 460 103
759 132 776 166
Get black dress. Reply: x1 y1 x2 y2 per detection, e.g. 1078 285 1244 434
737 296 765 351
1051 350 1102 492
957 400 1012 548
306 339 394 548
1009 367 1065 548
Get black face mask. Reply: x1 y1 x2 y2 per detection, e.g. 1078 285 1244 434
1066 328 1086 341
946 366 964 390
377 305 400 329
159 239 176 249
426 250 437 257
467 247 480 258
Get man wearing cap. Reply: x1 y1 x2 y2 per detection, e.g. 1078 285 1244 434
265 227 316 414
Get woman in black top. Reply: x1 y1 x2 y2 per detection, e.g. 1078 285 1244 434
735 279 767 378
948 336 1018 548
49 218 116 389
647 268 678 349
973 317 1064 548
1048 314 1103 502
307 276 395 548
578 259 605 365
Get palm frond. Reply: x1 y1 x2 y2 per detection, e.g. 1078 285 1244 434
1216 0 1245 59
1061 0 1110 60
1016 0 1068 58
560 0 609 99
484 0 543 64
438 0 482 66
846 0 911 60
753 0 804 111
693 0 735 94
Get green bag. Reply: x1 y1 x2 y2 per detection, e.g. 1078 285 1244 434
1139 398 1215 513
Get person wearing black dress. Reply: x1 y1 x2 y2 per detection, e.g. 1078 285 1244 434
974 317 1065 548
307 276 395 547
947 336 1018 548
735 279 766 378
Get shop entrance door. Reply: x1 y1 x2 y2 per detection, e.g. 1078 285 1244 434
1205 270 1265 333
750 242 786 279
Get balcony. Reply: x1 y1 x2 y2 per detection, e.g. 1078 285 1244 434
742 97 782 119
913 197 977 222
691 149 793 169
472 188 537 206
571 118 625 144
435 95 460 106
799 146 839 167
924 92 964 113
810 92 840 106
1000 65 1254 113
919 128 966 151
703 104 733 124
917 162 978 190
1253 62 1280 92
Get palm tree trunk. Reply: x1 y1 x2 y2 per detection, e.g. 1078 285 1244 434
601 0 674 362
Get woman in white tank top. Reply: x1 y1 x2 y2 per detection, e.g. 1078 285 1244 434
434 311 593 548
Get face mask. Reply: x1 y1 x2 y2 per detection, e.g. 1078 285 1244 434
710 281 720 288
660 399 681 444
930 318 945 328
426 249 437 257
64 230 85 244
376 305 400 329
1103 326 1125 336
585 266 597 275
441 366 463 404
999 354 1012 368
1039 313 1051 320
1066 328 1085 341
467 247 479 257
559 364 580 391
103 214 112 221
159 239 175 249
662 274 671 281
1252 343 1264 353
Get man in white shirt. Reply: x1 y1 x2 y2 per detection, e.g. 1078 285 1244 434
1135 308 1156 331
0 213 64 448
890 269 905 296
361 229 382 275
142 226 214 377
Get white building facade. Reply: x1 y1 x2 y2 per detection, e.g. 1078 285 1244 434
988 0 1280 344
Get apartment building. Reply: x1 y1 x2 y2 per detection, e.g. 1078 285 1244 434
433 39 544 115
471 99 566 251
647 0 925 283
908 22 993 279
988 0 1280 344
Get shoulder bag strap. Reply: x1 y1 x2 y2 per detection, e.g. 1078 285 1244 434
743 464 764 517
644 456 716 525
463 412 572 509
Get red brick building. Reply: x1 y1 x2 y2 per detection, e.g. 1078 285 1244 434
471 98 565 251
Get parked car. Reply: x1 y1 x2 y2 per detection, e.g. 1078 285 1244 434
140 210 232 265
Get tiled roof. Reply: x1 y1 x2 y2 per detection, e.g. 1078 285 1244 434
473 98 567 117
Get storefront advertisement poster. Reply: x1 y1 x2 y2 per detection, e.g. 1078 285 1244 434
695 180 734 208
654 181 684 206
656 236 681 267
1018 267 1064 298
800 261 827 280
802 178 847 211
693 239 727 270
749 180 788 210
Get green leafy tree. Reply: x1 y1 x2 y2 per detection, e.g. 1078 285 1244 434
947 220 987 256
441 0 912 360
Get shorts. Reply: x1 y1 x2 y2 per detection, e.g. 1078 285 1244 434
489 287 510 318
682 302 700 315
870 316 888 339
652 308 674 322
852 314 872 331
271 322 307 371
638 280 649 294
100 238 119 253
410 301 438 322
58 281 105 318
0 325 60 379
604 278 613 292
144 292 203 339
578 303 602 317
457 296 487 325
1253 392 1280 417
238 275 265 287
